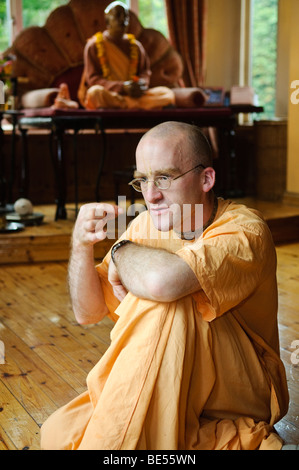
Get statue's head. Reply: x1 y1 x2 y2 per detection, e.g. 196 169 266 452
105 2 130 35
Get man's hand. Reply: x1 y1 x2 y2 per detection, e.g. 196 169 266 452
72 203 123 246
108 259 128 302
123 79 148 98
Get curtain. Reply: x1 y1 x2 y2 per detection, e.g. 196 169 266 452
165 0 207 87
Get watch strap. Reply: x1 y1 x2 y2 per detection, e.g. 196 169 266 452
111 239 131 262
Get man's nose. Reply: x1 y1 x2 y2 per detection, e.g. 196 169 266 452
143 181 163 202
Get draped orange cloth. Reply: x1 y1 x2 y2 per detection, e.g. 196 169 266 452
40 199 289 450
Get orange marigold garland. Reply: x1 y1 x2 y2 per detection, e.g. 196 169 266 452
94 32 139 80
126 34 139 80
95 32 110 79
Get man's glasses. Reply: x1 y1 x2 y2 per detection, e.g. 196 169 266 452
128 164 206 192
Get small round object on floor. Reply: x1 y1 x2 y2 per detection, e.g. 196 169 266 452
14 198 33 216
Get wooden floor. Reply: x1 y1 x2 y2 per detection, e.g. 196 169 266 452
0 200 298 449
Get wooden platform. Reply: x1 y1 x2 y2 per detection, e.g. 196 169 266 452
1 198 299 265
0 203 116 265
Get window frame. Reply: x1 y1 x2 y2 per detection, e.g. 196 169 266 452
5 0 23 44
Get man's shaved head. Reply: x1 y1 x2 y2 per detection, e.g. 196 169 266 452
139 121 213 168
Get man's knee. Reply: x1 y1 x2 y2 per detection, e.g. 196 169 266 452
86 85 127 109
40 391 93 450
85 85 105 109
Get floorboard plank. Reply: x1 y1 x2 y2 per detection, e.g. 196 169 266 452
0 424 17 450
0 382 41 450
0 321 79 408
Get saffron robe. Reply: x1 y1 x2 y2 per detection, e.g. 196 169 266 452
78 33 175 110
40 198 289 450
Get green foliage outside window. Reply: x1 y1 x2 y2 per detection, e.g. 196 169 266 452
0 0 8 51
138 0 168 37
0 0 69 51
22 0 68 27
251 0 278 119
0 0 166 51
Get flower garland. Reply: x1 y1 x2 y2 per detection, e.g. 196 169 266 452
94 32 139 81
0 57 14 108
0 57 13 86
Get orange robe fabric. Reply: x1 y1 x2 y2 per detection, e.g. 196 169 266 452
40 199 289 450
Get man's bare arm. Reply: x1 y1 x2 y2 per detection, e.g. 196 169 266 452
69 203 122 324
109 242 200 303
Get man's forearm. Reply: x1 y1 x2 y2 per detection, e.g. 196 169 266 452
112 242 200 302
68 202 122 323
68 243 108 325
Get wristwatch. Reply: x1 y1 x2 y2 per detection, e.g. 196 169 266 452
111 239 132 263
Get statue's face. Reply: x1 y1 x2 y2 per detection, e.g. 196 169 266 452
105 5 129 37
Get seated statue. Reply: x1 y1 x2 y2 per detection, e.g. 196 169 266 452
77 1 175 110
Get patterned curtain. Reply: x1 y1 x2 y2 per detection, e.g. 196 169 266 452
165 0 207 87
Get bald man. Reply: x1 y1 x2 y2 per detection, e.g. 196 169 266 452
40 121 289 450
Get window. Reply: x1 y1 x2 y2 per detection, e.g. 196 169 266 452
0 0 168 51
135 0 168 37
22 0 68 28
251 0 279 119
0 0 69 50
0 0 8 51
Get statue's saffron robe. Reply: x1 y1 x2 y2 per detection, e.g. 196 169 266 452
78 33 175 110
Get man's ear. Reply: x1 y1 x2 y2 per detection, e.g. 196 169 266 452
202 167 216 193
